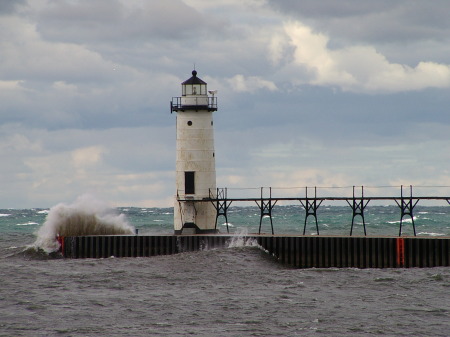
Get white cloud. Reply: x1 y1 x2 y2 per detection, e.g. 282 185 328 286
52 81 78 93
365 61 450 92
227 74 277 93
283 21 450 93
286 23 354 84
71 146 105 169
0 124 175 208
0 16 119 84
0 131 42 154
0 80 25 90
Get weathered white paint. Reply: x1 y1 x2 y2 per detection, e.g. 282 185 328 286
173 73 217 233
180 96 209 106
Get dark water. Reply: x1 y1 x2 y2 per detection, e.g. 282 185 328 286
1 207 449 336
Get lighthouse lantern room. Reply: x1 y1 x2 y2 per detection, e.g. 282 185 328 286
171 70 218 234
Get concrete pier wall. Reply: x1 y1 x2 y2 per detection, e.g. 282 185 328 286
62 235 450 268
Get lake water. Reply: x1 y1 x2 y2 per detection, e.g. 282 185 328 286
1 206 449 336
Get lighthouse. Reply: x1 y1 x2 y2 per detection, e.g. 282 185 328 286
171 70 218 234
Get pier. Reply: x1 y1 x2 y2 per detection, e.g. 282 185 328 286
59 185 450 268
60 235 450 268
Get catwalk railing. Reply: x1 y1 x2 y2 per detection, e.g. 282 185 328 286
176 185 450 236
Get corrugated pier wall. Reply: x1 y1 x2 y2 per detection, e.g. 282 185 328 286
61 235 450 268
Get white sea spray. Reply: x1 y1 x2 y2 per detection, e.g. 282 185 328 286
227 227 259 248
33 194 134 253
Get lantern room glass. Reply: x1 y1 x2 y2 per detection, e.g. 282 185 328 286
182 83 207 96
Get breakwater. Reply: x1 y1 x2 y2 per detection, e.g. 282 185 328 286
60 235 449 268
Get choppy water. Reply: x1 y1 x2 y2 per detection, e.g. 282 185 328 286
1 205 450 336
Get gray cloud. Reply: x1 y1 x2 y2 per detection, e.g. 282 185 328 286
1 0 450 207
267 0 450 45
268 0 394 18
0 0 25 15
36 0 225 44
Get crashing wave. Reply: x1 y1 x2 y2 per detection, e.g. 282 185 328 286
226 227 259 248
32 195 134 253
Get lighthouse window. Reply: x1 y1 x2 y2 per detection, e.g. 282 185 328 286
187 121 192 126
185 171 195 194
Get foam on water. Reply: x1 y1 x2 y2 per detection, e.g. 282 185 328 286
387 216 416 224
17 222 39 226
32 195 134 253
417 232 446 237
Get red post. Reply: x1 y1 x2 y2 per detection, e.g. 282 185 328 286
396 238 405 267
56 235 65 257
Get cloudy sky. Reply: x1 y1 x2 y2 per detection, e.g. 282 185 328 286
1 0 450 208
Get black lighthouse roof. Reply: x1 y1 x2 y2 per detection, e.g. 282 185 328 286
182 70 207 85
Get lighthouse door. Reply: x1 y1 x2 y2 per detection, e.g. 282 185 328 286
185 171 195 194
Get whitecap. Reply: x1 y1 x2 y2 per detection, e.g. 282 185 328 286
17 222 39 226
388 217 416 224
417 232 445 237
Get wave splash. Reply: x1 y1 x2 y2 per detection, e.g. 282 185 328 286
33 195 134 253
226 227 259 248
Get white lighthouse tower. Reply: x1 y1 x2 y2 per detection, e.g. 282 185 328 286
171 70 218 234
